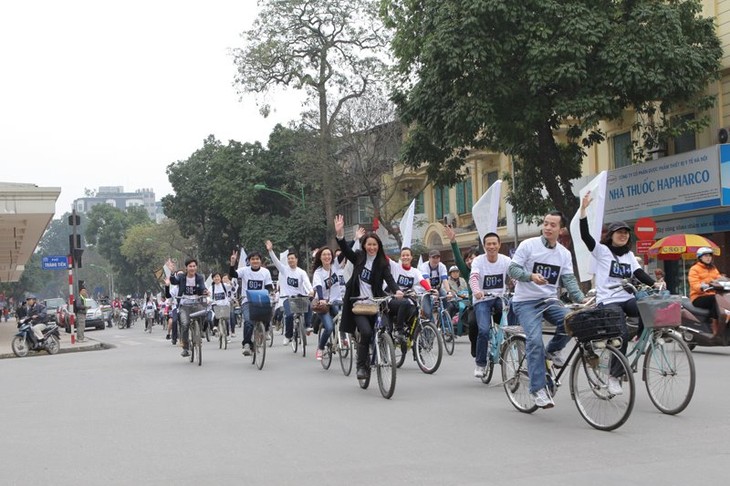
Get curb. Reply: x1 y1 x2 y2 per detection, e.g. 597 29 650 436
0 340 112 359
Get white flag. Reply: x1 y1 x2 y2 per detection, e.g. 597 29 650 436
569 171 608 282
237 246 247 270
205 273 213 289
473 180 502 244
399 199 416 249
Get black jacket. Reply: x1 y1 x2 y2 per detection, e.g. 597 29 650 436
337 237 399 334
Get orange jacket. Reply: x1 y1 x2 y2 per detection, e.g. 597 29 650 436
688 262 721 301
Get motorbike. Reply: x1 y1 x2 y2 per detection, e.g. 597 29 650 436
12 317 61 357
679 279 730 350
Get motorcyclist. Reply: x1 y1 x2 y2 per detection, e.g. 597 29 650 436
23 294 48 340
688 247 723 337
122 295 134 328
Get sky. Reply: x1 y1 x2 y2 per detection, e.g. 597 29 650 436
0 0 304 218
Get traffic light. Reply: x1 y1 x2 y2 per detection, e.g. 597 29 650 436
69 234 84 268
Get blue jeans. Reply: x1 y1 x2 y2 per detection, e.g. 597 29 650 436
474 298 503 367
511 299 571 394
242 303 253 346
317 302 341 350
284 298 312 339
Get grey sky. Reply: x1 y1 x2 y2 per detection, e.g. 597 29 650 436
0 0 302 218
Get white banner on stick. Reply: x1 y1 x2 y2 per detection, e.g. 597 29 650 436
399 199 416 249
569 171 608 282
473 180 502 244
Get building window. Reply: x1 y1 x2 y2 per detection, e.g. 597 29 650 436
345 196 373 226
414 191 425 214
434 186 450 220
612 132 632 169
484 169 499 189
674 114 696 154
456 177 473 214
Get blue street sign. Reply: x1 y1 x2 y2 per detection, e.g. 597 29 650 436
41 255 68 270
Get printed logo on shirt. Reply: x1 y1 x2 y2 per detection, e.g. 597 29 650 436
532 262 561 285
397 275 414 289
247 280 264 290
287 276 300 288
324 275 335 290
609 261 632 279
482 274 504 290
360 267 372 284
214 291 226 301
184 285 197 296
338 275 346 286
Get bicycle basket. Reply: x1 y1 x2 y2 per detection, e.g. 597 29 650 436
637 295 681 328
564 306 623 342
287 296 310 315
352 301 378 316
247 290 273 322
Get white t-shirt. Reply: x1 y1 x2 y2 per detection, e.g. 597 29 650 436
512 237 575 303
418 261 448 289
332 259 347 300
180 276 200 306
358 255 376 300
312 266 340 302
590 244 640 305
209 282 231 307
233 266 273 303
268 250 313 297
390 260 427 293
470 253 511 304
168 286 179 310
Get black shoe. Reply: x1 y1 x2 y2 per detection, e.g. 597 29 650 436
171 339 177 345
356 368 369 380
181 349 190 357
165 334 171 340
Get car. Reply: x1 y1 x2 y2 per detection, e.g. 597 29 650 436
59 298 106 332
43 298 67 324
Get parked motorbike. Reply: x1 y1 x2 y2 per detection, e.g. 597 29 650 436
12 317 61 357
680 279 730 349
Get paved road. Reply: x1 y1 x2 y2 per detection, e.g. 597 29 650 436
1 324 729 485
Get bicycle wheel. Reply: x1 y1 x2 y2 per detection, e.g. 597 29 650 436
376 332 397 399
414 321 442 374
253 321 266 370
571 345 634 431
440 310 455 356
321 331 333 370
267 325 274 348
643 331 695 415
188 325 195 364
481 350 496 385
300 317 307 358
500 336 537 413
193 321 202 366
291 317 299 353
338 333 353 376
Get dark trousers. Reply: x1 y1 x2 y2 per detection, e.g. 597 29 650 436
604 299 638 378
354 314 376 370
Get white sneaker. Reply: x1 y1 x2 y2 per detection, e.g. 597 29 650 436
531 388 555 409
474 366 486 378
546 350 566 368
607 376 623 395
242 344 252 356
282 337 290 346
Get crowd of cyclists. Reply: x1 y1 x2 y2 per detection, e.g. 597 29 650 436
103 207 724 415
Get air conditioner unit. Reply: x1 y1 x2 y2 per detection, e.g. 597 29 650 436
719 128 730 144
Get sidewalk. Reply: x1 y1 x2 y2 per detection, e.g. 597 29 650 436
0 317 105 359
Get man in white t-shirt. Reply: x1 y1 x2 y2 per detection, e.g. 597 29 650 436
418 250 451 317
230 250 274 356
469 232 511 379
508 211 585 409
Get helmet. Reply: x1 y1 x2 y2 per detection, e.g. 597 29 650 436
25 294 37 301
449 265 459 273
696 247 714 258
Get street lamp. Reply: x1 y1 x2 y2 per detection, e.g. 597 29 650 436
254 183 309 269
89 263 114 298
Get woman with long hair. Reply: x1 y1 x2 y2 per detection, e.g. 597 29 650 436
311 246 341 360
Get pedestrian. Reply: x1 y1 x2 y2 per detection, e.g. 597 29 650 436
74 285 89 342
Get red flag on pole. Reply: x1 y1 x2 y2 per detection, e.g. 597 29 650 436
372 217 379 231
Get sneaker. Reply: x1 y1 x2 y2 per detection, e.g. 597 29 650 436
171 339 177 345
165 334 171 340
607 376 623 395
546 351 566 368
305 327 314 336
474 366 486 378
226 337 231 343
531 388 555 409
242 344 252 356
181 349 190 357
316 349 323 360
231 333 236 338
356 367 370 380
282 337 290 346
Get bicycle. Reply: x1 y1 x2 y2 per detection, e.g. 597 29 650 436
619 281 696 415
318 305 352 375
287 296 310 358
431 293 456 355
352 296 397 399
214 304 230 350
177 295 207 367
501 298 635 431
391 292 442 374
479 293 512 385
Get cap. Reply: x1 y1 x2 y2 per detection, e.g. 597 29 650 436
429 250 441 258
607 221 631 234
25 294 37 300
449 265 459 273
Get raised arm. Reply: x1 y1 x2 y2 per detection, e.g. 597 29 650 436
266 239 287 275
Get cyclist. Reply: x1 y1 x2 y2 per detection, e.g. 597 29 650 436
311 246 342 360
334 215 403 380
469 232 511 379
579 192 657 394
445 265 468 317
688 246 723 337
266 240 314 344
209 272 232 342
169 258 209 357
444 223 479 341
418 249 451 318
388 247 433 335
508 211 585 409
229 250 274 356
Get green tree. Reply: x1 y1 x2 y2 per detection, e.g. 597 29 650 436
383 0 722 220
232 0 391 243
